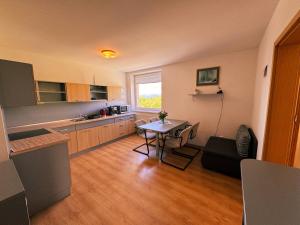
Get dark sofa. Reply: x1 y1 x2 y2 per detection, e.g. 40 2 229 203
201 128 257 178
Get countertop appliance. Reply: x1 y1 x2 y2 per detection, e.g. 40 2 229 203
100 108 108 116
120 105 130 114
108 106 120 115
108 105 130 115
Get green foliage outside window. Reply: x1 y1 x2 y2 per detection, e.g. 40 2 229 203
138 96 161 109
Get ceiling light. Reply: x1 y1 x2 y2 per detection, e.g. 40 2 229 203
100 49 117 59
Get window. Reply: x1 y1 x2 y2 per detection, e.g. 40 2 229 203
133 72 161 111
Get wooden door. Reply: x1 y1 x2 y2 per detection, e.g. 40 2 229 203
77 84 90 101
66 131 78 155
99 124 114 144
66 83 90 102
107 86 121 101
77 127 99 151
264 44 300 164
294 128 300 168
113 121 127 138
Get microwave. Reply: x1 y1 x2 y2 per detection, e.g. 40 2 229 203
108 105 130 115
120 105 130 114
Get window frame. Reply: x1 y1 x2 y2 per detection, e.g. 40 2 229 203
131 70 162 113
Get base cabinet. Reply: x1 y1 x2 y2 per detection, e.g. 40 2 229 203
127 118 136 134
113 121 127 138
56 115 136 154
98 124 114 144
77 127 99 151
66 131 78 155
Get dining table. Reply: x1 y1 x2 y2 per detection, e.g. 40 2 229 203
138 119 188 157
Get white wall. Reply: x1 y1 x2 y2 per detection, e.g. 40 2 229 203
251 1 300 159
131 49 257 146
162 49 257 146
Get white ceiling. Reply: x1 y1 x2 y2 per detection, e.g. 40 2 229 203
0 0 279 72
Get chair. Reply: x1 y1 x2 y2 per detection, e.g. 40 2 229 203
175 122 201 158
149 117 159 123
160 126 195 170
133 120 156 156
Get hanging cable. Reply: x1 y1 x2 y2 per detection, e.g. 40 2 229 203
215 92 224 136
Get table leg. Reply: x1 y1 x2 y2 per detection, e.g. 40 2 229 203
156 132 160 158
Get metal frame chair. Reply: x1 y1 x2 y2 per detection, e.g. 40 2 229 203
149 117 159 123
132 120 156 156
160 126 196 170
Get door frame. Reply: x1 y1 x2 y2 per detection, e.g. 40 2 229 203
263 11 300 165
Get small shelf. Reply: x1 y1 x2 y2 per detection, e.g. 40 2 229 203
189 89 224 96
38 101 67 104
37 90 66 94
90 91 107 94
90 85 108 101
36 81 67 103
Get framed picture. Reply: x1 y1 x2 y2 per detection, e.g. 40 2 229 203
196 67 220 86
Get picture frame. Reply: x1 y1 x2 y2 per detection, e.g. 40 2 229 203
196 66 220 86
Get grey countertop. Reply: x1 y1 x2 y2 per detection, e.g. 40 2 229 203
241 159 300 225
7 112 136 134
0 160 24 202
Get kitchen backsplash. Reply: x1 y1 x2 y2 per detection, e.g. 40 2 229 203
3 100 125 128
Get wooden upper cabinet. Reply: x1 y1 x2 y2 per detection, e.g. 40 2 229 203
107 86 121 101
66 83 90 102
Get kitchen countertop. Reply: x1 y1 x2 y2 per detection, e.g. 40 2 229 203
241 159 300 225
9 128 69 155
7 112 136 134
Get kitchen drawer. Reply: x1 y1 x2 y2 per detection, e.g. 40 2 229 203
76 119 114 131
53 125 76 133
115 116 128 123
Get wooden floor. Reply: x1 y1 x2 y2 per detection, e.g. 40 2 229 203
31 135 243 225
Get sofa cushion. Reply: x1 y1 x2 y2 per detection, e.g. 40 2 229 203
236 125 251 157
204 136 242 161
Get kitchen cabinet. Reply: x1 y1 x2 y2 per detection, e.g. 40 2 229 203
107 86 121 101
114 121 127 138
77 127 99 151
0 160 30 225
98 123 114 144
127 117 136 135
54 115 136 154
52 125 77 155
36 81 67 104
90 85 108 101
66 131 78 155
11 143 71 216
66 83 90 102
0 59 36 107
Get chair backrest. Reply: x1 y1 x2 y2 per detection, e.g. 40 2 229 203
248 128 258 159
178 126 193 146
190 122 200 140
135 119 146 127
135 120 147 135
149 117 159 123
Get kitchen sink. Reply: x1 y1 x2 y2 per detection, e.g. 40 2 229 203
8 129 51 141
